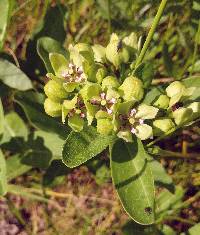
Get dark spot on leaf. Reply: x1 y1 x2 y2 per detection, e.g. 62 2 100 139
144 207 152 215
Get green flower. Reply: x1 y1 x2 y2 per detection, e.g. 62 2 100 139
92 44 106 63
44 80 68 102
123 32 138 59
62 95 86 132
153 95 169 109
96 67 107 84
115 103 158 142
101 76 120 90
166 81 195 107
105 33 129 68
119 76 144 102
153 118 175 136
49 53 86 92
70 44 98 83
172 102 200 125
44 98 62 117
97 118 114 135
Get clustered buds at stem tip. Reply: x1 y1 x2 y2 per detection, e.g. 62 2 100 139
43 34 200 142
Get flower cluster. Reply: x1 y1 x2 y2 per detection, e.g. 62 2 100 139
44 33 200 142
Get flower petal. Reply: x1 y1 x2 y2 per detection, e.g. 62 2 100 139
97 118 113 135
135 124 153 140
135 104 158 119
49 53 68 77
68 114 84 132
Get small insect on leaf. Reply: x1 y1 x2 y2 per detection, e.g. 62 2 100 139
117 40 123 52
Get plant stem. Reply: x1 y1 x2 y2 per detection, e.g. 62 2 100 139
135 0 167 68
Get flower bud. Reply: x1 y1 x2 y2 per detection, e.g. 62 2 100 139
187 102 200 120
166 81 185 98
74 43 94 63
153 95 169 109
44 98 62 117
92 44 106 63
97 118 113 135
123 32 137 59
173 107 192 125
119 76 144 101
102 76 120 90
44 80 68 102
96 67 107 84
105 34 129 68
153 118 175 136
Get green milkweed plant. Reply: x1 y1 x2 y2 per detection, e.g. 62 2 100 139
41 0 200 225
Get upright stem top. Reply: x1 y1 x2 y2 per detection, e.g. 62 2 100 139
135 0 168 69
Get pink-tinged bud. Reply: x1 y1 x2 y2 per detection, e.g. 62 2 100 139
139 119 144 124
80 113 85 118
131 127 136 134
100 92 106 99
109 98 116 104
61 71 69 78
68 63 74 69
130 109 136 117
106 108 113 114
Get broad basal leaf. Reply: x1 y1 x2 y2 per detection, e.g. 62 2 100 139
111 138 155 225
0 59 33 90
0 149 7 195
62 126 116 168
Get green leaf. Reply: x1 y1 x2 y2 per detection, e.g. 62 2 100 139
0 59 33 90
122 220 157 235
161 225 176 235
1 111 28 143
0 149 7 195
134 62 154 88
111 138 155 225
182 76 200 101
37 37 68 73
163 43 174 77
0 99 4 141
62 126 116 168
34 130 64 158
143 87 163 105
14 91 69 138
43 159 70 187
6 154 32 181
156 186 184 218
187 223 200 235
7 184 49 203
149 159 173 190
0 0 14 50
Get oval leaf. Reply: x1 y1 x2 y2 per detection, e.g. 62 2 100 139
0 99 4 140
62 126 116 168
37 37 68 73
0 149 7 195
111 138 155 225
0 0 14 50
0 59 33 90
